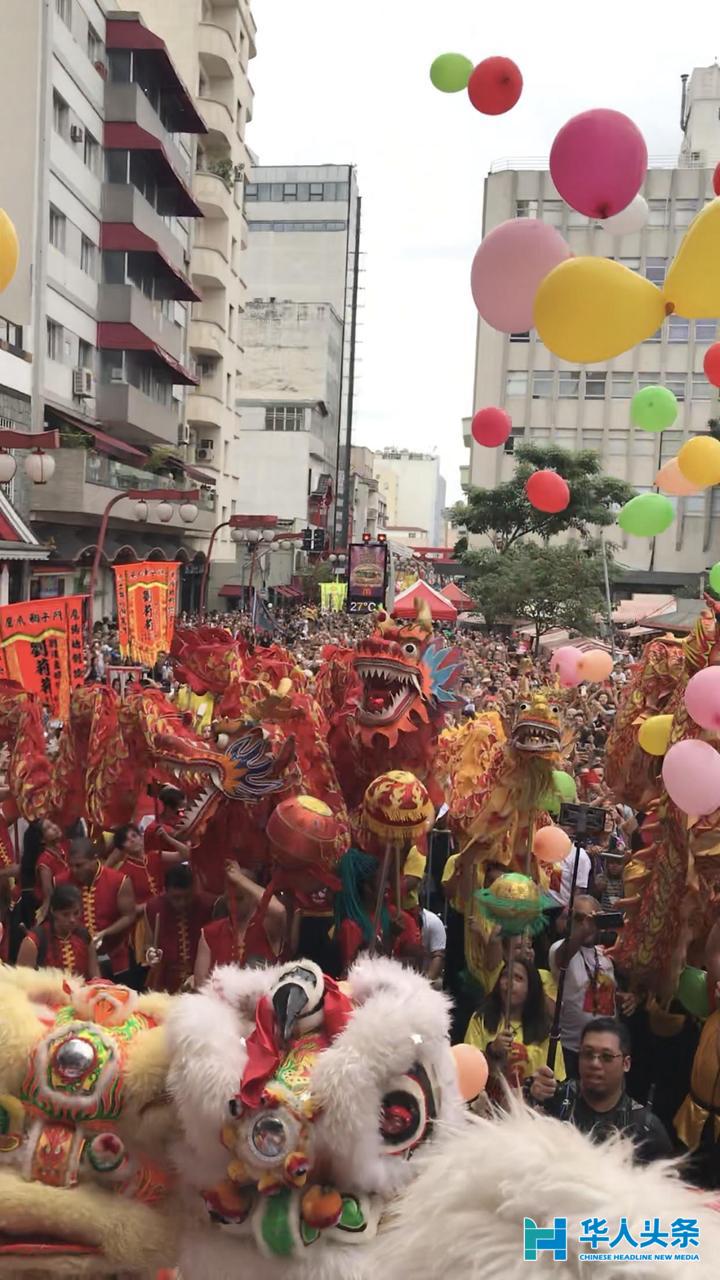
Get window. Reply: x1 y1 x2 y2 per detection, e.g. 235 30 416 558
103 250 126 284
618 257 641 271
105 150 128 183
660 431 682 464
645 328 662 343
607 433 628 456
683 494 705 515
558 370 580 399
283 183 297 201
509 331 530 343
55 0 71 25
80 234 96 276
515 199 539 218
52 90 69 137
585 371 606 399
245 182 258 201
78 339 93 372
645 257 667 285
675 198 698 228
265 405 305 431
49 205 66 251
335 181 349 200
228 304 235 341
638 371 661 389
668 315 690 342
648 199 669 226
46 319 63 361
665 373 687 400
310 182 323 202
542 200 564 227
611 372 634 397
533 370 554 398
582 431 604 450
226 372 232 407
505 370 528 397
567 208 589 226
692 377 714 399
84 130 100 174
696 320 717 342
87 23 103 64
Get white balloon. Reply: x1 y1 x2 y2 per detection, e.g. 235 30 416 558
602 194 649 236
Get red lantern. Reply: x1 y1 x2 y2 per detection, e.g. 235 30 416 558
713 162 720 197
525 470 570 513
266 795 341 880
471 406 511 448
703 342 720 389
467 57 523 116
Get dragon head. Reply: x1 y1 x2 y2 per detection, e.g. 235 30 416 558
353 601 464 747
509 689 563 757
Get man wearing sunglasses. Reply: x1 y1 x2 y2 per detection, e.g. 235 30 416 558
529 1017 672 1164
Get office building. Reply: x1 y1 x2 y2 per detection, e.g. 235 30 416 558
238 164 361 547
0 0 220 615
349 445 385 541
465 64 720 591
373 448 447 548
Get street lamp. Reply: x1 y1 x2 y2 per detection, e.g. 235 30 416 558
0 450 16 483
134 500 149 523
87 487 200 636
156 500 174 524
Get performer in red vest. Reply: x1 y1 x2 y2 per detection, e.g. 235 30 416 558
143 785 192 863
194 861 286 985
108 823 164 906
58 840 136 978
17 883 98 979
144 863 216 994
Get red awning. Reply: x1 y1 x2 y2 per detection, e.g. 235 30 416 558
104 123 202 218
97 323 198 386
106 16 207 135
276 585 303 599
80 423 147 461
100 224 200 301
218 583 244 598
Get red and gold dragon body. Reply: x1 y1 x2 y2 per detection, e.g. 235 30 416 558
606 600 720 991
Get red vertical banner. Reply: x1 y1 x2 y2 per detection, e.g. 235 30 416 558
113 561 180 667
0 595 86 718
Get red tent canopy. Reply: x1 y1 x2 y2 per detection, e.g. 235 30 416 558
441 581 474 609
392 579 458 622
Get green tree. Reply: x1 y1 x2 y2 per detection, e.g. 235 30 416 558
465 541 611 652
449 444 634 552
295 559 335 603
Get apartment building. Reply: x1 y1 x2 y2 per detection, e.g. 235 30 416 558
373 448 447 548
465 64 720 591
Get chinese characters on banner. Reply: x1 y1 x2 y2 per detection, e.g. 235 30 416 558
113 561 180 667
0 595 86 718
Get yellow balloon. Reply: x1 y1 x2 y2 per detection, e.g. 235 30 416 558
677 435 720 487
665 199 720 318
0 210 18 293
534 257 666 363
638 714 673 756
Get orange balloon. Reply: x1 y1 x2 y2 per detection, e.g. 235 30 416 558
655 457 704 497
451 1043 489 1100
577 649 614 682
533 825 572 865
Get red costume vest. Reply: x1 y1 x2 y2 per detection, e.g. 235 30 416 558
118 852 163 907
28 923 92 978
60 864 129 973
144 892 215 993
34 846 68 903
201 912 277 973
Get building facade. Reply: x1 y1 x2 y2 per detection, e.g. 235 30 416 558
349 445 385 541
239 164 361 548
465 64 720 591
373 448 447 548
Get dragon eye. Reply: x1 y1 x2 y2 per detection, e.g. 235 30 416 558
549 703 561 715
379 1063 437 1158
380 1092 420 1146
402 642 419 658
518 700 531 712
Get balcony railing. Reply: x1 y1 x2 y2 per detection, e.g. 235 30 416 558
86 452 216 509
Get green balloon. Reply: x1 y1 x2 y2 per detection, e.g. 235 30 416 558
618 493 675 538
630 385 678 433
710 561 720 594
676 965 709 1020
541 769 577 815
430 53 473 93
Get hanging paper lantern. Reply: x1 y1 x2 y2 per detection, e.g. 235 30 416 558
24 449 55 484
467 56 523 115
156 500 173 523
179 502 198 524
0 450 16 483
267 794 341 878
471 407 511 448
525 470 570 513
134 500 149 523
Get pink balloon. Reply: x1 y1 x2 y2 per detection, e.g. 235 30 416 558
662 739 720 816
471 219 572 333
550 109 648 219
684 667 720 730
533 825 572 865
550 645 583 688
451 1043 489 1100
577 649 614 682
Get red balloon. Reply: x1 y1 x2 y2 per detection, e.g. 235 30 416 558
704 343 720 389
467 57 523 116
713 162 720 197
525 470 570 513
471 407 511 448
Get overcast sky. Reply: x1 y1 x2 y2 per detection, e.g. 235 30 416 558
249 0 716 504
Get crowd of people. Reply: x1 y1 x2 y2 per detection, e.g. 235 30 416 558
1 607 717 1189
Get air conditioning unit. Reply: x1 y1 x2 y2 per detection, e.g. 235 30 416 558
110 368 126 384
72 367 94 398
177 422 191 446
70 125 84 143
196 447 214 463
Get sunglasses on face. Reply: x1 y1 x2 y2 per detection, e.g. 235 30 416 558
579 1049 624 1065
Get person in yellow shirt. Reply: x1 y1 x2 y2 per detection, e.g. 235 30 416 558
465 956 565 1105
402 845 427 912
